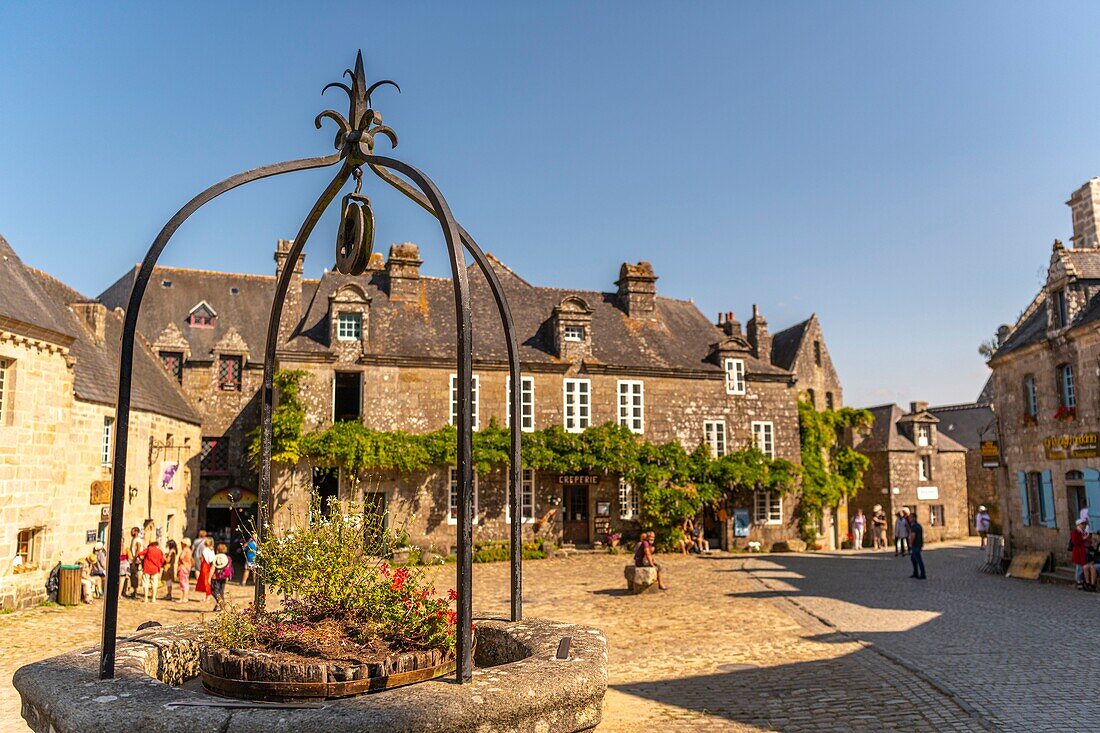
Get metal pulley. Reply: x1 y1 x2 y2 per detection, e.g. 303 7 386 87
335 169 374 275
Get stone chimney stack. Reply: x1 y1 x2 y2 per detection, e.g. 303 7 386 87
274 239 304 343
717 311 742 338
616 262 657 317
1067 178 1100 249
386 243 423 302
910 401 929 414
72 302 107 344
747 304 772 362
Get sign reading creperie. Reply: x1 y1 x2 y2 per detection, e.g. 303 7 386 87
1043 432 1099 460
557 475 600 485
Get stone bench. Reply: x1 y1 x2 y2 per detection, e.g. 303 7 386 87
624 564 659 594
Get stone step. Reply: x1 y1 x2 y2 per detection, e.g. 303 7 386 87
1039 565 1077 586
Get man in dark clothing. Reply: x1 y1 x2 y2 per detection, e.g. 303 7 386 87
908 515 926 579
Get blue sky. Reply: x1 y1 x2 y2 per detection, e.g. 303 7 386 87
0 2 1093 407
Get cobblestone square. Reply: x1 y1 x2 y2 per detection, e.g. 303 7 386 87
0 542 1081 731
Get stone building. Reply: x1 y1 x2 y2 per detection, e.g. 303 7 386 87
987 178 1100 561
929 392 1000 536
101 241 838 552
850 401 969 545
771 313 844 410
0 235 200 610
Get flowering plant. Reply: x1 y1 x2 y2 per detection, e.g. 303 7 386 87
1054 405 1077 422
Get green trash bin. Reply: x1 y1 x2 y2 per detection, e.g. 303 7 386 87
58 564 82 606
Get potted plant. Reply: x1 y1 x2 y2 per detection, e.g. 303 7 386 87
200 501 456 701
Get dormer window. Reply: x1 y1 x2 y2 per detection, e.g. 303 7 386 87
725 358 746 395
1054 289 1069 328
916 424 932 447
564 325 586 342
337 312 362 341
187 301 217 329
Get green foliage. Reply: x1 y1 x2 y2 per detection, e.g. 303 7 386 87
471 538 549 563
797 400 873 542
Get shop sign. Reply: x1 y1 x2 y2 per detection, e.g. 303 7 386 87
733 508 750 537
159 461 181 492
916 486 939 501
90 480 111 505
557 474 600 485
980 440 1001 468
1043 432 1099 460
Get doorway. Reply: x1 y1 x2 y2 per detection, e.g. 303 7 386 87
562 485 590 545
313 467 339 518
702 504 725 550
1067 470 1086 527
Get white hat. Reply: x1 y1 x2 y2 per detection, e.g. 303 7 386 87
213 553 230 571
978 505 986 512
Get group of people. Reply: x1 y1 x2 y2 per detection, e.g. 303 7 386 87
678 517 712 555
852 505 927 579
1070 512 1100 591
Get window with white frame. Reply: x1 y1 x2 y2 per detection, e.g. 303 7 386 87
0 357 10 422
448 466 479 525
336 312 362 341
617 380 644 434
752 421 775 458
919 454 932 482
1023 375 1038 418
564 325 586 342
450 374 480 431
506 376 535 432
101 417 114 466
508 468 536 523
724 358 746 395
563 378 591 432
754 490 782 524
704 420 726 458
619 479 640 520
916 424 931 447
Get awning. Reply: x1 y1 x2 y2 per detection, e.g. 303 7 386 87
206 487 258 508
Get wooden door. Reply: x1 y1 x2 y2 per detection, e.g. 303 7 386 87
562 485 590 544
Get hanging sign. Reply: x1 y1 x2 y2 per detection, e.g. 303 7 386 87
90 480 111 505
1043 433 1098 460
980 440 1001 468
159 461 182 492
557 475 600 485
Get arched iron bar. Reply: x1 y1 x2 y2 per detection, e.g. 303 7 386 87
101 152 344 680
368 161 523 622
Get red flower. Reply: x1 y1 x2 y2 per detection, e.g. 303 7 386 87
391 567 409 591
446 610 457 625
447 588 458 601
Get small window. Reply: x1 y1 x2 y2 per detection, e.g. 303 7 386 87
14 528 42 570
1023 375 1038 417
704 420 726 458
506 376 535 432
0 357 10 421
752 421 775 458
1058 364 1076 409
807 389 816 408
725 358 746 395
101 417 114 466
449 374 480 431
617 380 644 434
916 424 931 447
189 313 214 328
448 467 479 525
337 312 362 341
218 355 242 391
508 468 536 523
813 340 822 366
563 378 591 432
161 279 172 288
928 505 945 527
919 454 932 482
619 479 640 520
825 392 835 411
201 437 229 475
1055 289 1069 328
753 490 782 525
564 325 586 342
160 351 183 383
334 372 362 422
229 287 239 295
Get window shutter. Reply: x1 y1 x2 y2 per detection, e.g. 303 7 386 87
1017 471 1030 526
1040 470 1056 527
1084 469 1100 526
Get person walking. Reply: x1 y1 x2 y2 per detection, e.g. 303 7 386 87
177 537 193 602
90 541 108 596
194 538 214 602
894 510 909 556
240 534 259 585
851 509 866 550
908 513 926 579
211 544 233 610
137 539 165 603
162 539 178 601
974 506 992 548
126 527 144 599
872 505 888 550
191 529 208 577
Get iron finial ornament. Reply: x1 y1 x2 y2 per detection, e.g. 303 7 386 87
101 51 523 685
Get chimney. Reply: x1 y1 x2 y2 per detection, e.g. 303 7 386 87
386 243 423 302
72 302 107 344
1067 178 1100 249
747 304 772 362
616 262 657 317
274 239 304 343
365 251 385 272
717 311 742 338
910 401 928 415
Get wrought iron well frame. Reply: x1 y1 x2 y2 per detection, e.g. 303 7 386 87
100 51 522 684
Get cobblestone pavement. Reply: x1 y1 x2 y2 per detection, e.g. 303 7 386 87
0 545 1037 732
737 541 1092 733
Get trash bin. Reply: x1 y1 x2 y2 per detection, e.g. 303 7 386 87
58 564 82 606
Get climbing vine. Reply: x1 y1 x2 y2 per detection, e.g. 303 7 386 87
797 399 873 542
250 370 802 538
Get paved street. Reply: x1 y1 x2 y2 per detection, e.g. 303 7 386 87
0 543 1079 732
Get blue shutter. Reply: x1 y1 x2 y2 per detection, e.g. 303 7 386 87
1017 471 1030 526
1040 470 1056 527
1084 469 1100 526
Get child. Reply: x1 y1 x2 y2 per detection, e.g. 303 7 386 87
211 544 233 610
177 537 193 602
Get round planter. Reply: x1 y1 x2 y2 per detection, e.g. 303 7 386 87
199 645 456 702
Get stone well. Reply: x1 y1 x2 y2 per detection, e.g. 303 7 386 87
14 618 607 733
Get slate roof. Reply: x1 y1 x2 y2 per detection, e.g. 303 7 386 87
103 251 792 378
854 403 968 454
770 316 811 371
28 268 200 425
0 234 78 342
927 402 996 450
